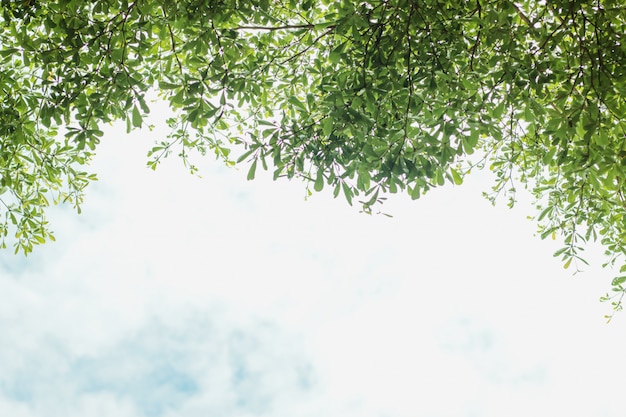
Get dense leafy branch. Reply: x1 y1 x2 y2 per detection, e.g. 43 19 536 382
1 0 626 317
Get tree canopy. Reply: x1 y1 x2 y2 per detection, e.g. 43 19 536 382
1 0 626 314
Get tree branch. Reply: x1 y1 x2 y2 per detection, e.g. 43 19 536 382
510 2 533 27
228 23 316 32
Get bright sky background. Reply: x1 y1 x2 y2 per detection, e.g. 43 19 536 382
1 102 625 417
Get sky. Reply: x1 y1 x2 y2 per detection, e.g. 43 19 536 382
1 104 626 417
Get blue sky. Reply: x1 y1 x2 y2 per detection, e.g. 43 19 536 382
1 106 625 417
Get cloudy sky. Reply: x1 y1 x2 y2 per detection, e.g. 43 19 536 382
1 104 625 417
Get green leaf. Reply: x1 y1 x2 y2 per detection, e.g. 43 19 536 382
314 169 324 191
237 148 256 164
436 169 445 186
132 105 142 128
357 168 370 191
410 185 420 200
342 182 353 205
247 159 257 181
537 206 552 221
612 276 626 286
450 168 463 185
333 182 341 198
288 96 306 111
329 51 341 63
492 101 505 118
563 257 572 269
322 117 333 137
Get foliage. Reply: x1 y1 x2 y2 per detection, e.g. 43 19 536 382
0 0 625 315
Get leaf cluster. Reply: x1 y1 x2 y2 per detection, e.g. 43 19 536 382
1 0 626 315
